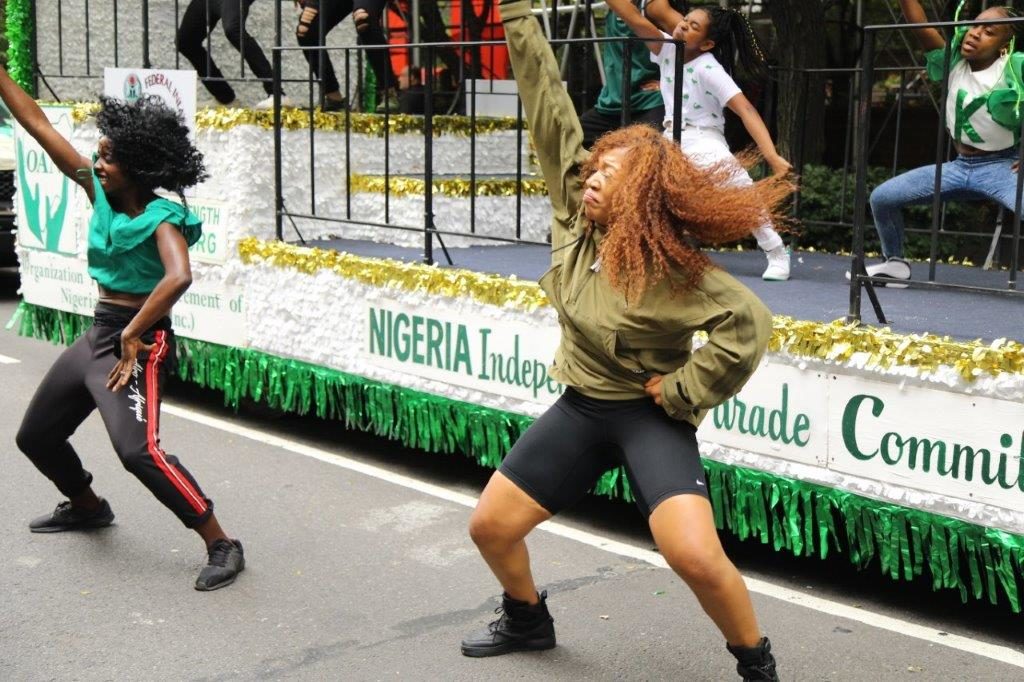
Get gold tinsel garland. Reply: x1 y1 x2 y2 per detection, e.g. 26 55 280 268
349 174 548 198
239 237 549 311
65 102 522 137
239 237 1024 380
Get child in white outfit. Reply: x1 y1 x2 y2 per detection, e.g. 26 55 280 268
606 0 792 280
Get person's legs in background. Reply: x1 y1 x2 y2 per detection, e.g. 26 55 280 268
177 0 239 106
296 0 352 110
219 0 293 108
866 159 969 286
353 0 399 112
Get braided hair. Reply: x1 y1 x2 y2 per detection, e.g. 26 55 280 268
700 7 768 80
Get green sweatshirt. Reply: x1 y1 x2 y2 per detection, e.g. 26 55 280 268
501 0 772 427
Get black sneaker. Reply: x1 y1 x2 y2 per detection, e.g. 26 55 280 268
321 95 348 112
727 636 779 681
195 539 245 591
461 590 556 657
29 499 115 533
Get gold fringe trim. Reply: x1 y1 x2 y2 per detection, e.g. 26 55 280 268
349 174 547 198
65 102 521 137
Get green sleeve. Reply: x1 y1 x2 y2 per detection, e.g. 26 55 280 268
108 199 202 253
659 271 773 420
500 0 589 253
924 28 966 82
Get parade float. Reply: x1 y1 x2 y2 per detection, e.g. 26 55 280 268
5 2 1024 614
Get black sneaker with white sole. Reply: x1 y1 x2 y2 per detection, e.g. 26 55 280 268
29 499 115 533
195 539 245 591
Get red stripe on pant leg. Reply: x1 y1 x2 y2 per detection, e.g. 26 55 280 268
145 331 208 515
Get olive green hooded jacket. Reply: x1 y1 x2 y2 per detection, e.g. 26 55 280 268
501 0 773 426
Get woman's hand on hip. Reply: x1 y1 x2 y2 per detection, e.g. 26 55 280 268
107 335 155 392
644 374 664 405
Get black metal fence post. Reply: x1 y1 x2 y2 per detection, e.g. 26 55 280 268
847 30 875 323
273 0 283 241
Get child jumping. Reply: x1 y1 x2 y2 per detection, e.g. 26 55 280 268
606 0 793 281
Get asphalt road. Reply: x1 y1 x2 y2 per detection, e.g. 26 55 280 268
0 268 1020 681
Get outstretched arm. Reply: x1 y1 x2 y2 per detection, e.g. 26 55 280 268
899 0 945 52
604 0 669 54
0 68 93 200
726 93 792 176
499 0 588 252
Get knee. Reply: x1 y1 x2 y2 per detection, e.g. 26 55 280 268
15 422 44 456
468 510 512 550
222 21 244 47
116 448 151 476
663 545 728 588
353 8 378 35
176 26 198 53
869 183 896 212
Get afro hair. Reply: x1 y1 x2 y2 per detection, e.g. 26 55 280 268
96 95 208 199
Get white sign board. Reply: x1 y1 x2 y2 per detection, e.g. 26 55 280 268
103 68 198 136
365 298 564 403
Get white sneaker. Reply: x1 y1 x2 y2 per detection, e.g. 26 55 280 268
865 257 910 288
254 95 295 110
761 246 791 281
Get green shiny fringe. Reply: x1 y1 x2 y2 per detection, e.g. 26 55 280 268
9 300 1024 613
5 0 35 94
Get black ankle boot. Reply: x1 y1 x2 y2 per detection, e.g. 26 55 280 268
727 636 779 681
461 590 556 657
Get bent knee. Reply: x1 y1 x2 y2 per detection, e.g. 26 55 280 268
468 512 516 549
353 8 372 32
663 547 729 586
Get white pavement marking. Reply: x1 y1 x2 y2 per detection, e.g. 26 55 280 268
0 353 21 364
163 403 1024 670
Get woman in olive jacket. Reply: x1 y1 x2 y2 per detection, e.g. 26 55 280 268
460 2 790 680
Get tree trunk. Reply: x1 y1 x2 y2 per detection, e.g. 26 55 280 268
768 0 828 167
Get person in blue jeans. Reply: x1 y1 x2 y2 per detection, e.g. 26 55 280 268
865 0 1024 287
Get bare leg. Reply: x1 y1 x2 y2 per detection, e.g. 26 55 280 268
468 471 551 604
649 494 762 647
195 513 230 549
70 487 102 512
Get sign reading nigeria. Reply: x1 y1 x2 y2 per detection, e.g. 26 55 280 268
365 299 563 403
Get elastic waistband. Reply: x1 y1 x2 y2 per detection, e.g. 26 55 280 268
93 302 171 331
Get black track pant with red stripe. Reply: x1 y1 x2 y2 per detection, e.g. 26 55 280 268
15 303 213 528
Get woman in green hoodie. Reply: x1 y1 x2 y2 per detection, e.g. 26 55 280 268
460 2 790 680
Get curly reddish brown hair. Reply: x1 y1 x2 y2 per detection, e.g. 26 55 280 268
582 125 793 302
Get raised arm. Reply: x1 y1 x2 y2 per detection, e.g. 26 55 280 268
499 0 589 252
604 0 668 53
644 0 685 35
0 68 93 200
899 0 945 52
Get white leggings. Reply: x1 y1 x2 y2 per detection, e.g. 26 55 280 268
673 128 784 252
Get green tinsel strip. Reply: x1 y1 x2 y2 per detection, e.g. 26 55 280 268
5 0 35 94
9 301 1024 612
